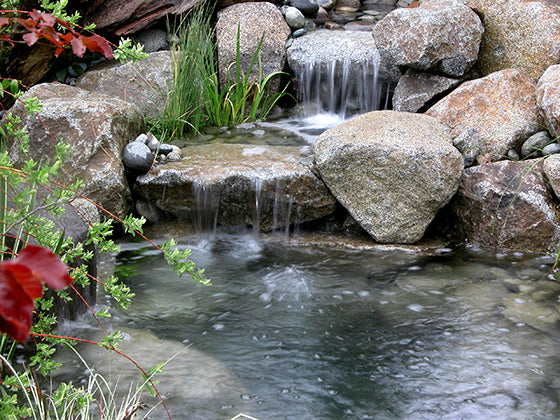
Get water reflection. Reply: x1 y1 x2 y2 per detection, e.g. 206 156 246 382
59 233 560 419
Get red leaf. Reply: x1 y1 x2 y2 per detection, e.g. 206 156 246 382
0 34 14 47
10 246 73 290
22 31 38 46
0 267 34 343
0 17 11 29
39 25 63 47
38 12 56 27
70 37 86 57
2 263 42 299
54 47 64 57
81 34 113 59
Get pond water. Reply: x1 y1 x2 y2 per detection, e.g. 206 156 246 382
56 231 560 420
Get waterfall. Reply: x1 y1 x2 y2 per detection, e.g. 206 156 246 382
191 181 219 234
295 51 387 125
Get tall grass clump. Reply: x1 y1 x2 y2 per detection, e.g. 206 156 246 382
153 4 214 141
150 0 291 142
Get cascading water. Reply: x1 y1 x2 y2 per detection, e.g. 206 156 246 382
297 54 386 124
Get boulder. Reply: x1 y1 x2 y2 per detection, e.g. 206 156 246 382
448 159 560 252
468 0 560 81
392 69 461 113
543 154 560 201
216 2 290 91
6 83 144 219
536 65 560 137
80 0 199 36
314 110 463 244
372 0 483 77
76 51 172 118
426 69 541 162
134 144 337 231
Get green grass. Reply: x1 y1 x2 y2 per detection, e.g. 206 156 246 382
149 1 291 142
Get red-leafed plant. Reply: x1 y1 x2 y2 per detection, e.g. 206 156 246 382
0 245 73 343
0 9 113 59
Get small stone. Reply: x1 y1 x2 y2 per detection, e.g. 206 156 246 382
453 128 480 168
521 131 553 158
134 133 148 144
324 21 342 30
543 142 560 155
166 151 181 162
292 28 307 38
146 133 160 152
123 142 155 174
290 0 319 17
158 143 174 155
506 149 520 161
284 6 306 29
314 7 329 25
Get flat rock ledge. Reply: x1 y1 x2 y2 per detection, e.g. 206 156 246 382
134 143 337 231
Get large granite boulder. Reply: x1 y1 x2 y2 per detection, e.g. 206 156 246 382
134 144 337 231
314 110 463 244
448 159 560 252
468 0 560 81
6 83 144 219
426 69 541 162
372 0 483 77
543 154 560 201
216 2 290 91
536 65 560 137
76 51 172 118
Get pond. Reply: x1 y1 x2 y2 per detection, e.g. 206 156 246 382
55 230 560 420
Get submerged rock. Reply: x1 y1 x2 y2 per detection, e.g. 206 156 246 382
314 110 463 244
134 144 337 231
426 69 541 162
448 159 560 252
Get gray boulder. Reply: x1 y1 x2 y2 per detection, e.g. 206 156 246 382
426 69 541 162
76 51 172 118
7 83 144 219
448 159 560 252
314 110 463 244
536 65 560 137
372 0 483 77
469 0 560 81
216 2 290 91
134 144 337 231
392 69 460 113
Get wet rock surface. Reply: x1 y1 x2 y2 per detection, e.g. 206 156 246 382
448 159 560 252
134 143 337 231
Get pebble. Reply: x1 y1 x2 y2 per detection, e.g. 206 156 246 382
122 142 154 174
543 143 560 155
293 28 308 38
521 131 553 158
